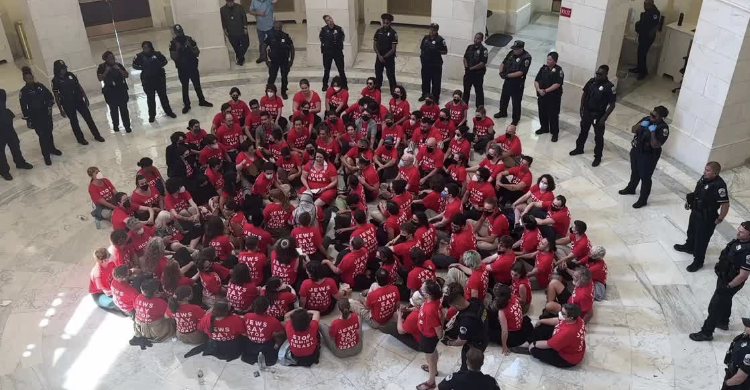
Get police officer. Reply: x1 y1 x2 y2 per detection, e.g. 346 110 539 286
494 40 531 126
373 13 398 93
0 89 33 181
690 221 750 342
319 15 348 91
618 105 669 208
264 21 294 100
97 51 131 133
220 0 249 65
19 66 59 166
533 51 564 142
570 64 616 167
630 0 661 80
419 23 447 102
721 318 750 389
52 60 104 145
169 24 213 114
462 33 488 108
442 282 488 371
133 41 176 123
438 348 501 390
677 161 730 272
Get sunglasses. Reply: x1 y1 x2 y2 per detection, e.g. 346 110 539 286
367 83 374 86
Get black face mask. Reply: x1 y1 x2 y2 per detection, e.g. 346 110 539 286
139 184 149 191
451 225 461 233
506 133 513 138
569 227 575 234
302 109 310 114
453 98 460 103
358 146 367 152
385 121 393 127
425 100 433 105
551 205 562 211
123 200 131 209
392 93 401 99
283 155 291 160
361 115 370 121
330 118 338 123
440 117 448 122
385 145 393 150
484 210 495 216
426 146 435 153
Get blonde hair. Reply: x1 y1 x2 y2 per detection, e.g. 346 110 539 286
94 247 109 261
143 237 166 274
154 210 172 229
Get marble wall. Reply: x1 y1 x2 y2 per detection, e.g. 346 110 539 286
170 0 230 73
487 0 532 34
432 0 489 81
305 0 359 68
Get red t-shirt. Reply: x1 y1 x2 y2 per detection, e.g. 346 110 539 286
529 184 555 203
287 126 311 149
512 277 532 305
263 289 297 319
569 281 595 316
520 228 542 253
402 119 419 138
251 171 277 195
88 179 116 204
472 116 495 138
325 87 349 109
199 313 246 341
209 235 234 261
465 264 489 302
260 95 284 119
392 238 418 271
131 185 160 208
304 161 337 190
200 271 223 300
478 157 506 180
443 199 463 229
330 313 360 350
445 100 468 125
89 261 115 294
366 285 400 324
293 91 322 112
417 145 445 171
361 86 381 104
447 165 467 185
212 111 238 129
490 252 515 284
111 279 139 312
111 204 137 230
534 251 555 288
276 153 301 173
382 124 404 145
448 137 471 159
291 226 323 255
421 190 445 214
134 295 167 323
186 129 207 148
412 127 443 149
244 312 284 343
206 167 225 191
270 251 299 285
216 123 243 149
286 319 320 357
466 180 495 209
406 261 436 290
300 278 339 311
164 191 192 213
198 145 224 166
548 318 586 364
111 244 134 268
418 299 442 337
316 137 340 158
352 223 378 257
375 145 398 164
381 262 398 285
267 140 288 161
419 104 441 121
506 165 533 188
502 295 524 332
227 281 259 312
488 212 510 237
245 112 263 131
339 247 369 286
128 225 155 255
242 223 273 254
415 225 437 258
263 203 294 230
492 133 522 157
435 118 456 140
543 203 571 238
570 233 592 261
403 310 422 341
167 303 206 334
325 118 346 136
397 165 421 193
588 260 608 285
237 250 267 285
388 98 410 122
449 226 477 260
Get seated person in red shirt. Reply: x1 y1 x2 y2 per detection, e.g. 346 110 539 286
322 236 371 291
252 161 290 201
432 213 478 269
198 134 231 166
434 108 457 149
445 90 469 127
133 279 176 344
291 211 330 262
492 124 522 167
197 299 246 361
374 136 399 182
586 245 607 301
300 149 339 207
527 237 556 290
243 99 263 142
546 267 594 323
514 214 542 261
325 76 349 114
402 110 422 140
529 303 586 368
186 120 208 150
417 138 445 187
413 177 446 220
111 265 139 315
342 137 372 175
241 296 285 366
471 198 511 254
167 285 206 345
430 183 463 235
111 192 155 231
320 299 363 358
488 284 533 352
419 94 441 122
496 155 534 205
379 114 404 149
361 77 381 104
461 167 494 220
524 195 570 240
300 261 350 315
411 118 443 151
287 116 311 156
511 173 555 225
88 166 117 221
89 247 118 313
204 157 225 194
352 268 401 329
406 248 436 295
471 106 496 152
211 102 235 133
444 250 489 304
284 308 322 366
556 220 592 267
315 125 340 165
215 112 243 153
164 178 201 231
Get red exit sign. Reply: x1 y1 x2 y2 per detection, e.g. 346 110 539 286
560 7 572 18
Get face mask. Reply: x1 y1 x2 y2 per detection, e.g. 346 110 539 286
334 87 341 92
95 172 104 180
426 146 435 153
451 225 461 233
551 204 561 211
210 144 219 150
558 312 565 321
421 127 429 133
283 155 291 160
361 115 370 121
330 118 338 123
302 109 310 114
179 187 186 193
488 152 496 158
569 227 576 234
440 117 448 122
484 210 494 216
358 146 367 152
455 134 462 140
139 184 149 191
385 145 393 150
123 200 131 209
393 93 401 99
539 183 548 191
453 98 460 103
264 173 273 179
231 95 239 101
192 127 201 133
475 115 482 120
506 132 513 138
425 100 433 105
441 189 447 197
385 121 393 127
136 228 144 235
267 92 275 98
472 174 478 182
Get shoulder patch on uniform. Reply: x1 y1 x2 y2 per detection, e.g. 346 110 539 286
719 188 726 197
662 127 669 137
459 326 467 334
524 59 530 67
653 14 658 19
516 58 520 62
746 254 750 261
612 86 617 94
744 354 750 366
446 374 453 381
599 86 604 91
560 70 564 77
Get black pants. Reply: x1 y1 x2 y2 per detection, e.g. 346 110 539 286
460 343 487 371
538 94 561 135
499 81 523 125
531 347 576 368
685 209 719 266
62 100 101 142
268 61 291 93
701 278 744 336
322 51 347 89
0 129 27 174
625 148 661 204
32 117 55 160
143 81 173 119
228 34 249 63
636 36 655 75
496 176 526 205
421 64 442 100
375 57 397 93
576 114 605 158
473 134 495 153
463 71 485 108
104 90 131 131
178 67 206 108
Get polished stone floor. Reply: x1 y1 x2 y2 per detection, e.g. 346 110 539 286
1 13 750 390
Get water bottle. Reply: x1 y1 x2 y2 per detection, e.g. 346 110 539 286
258 352 266 371
197 369 205 385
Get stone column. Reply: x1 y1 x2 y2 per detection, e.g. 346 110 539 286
305 0 359 69
170 0 230 73
23 0 99 91
555 0 630 111
664 0 750 172
432 0 489 81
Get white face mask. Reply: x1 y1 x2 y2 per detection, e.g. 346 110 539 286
539 183 548 191
179 187 186 193
472 174 478 182
267 92 275 98
558 311 565 321
95 172 104 180
333 86 341 92
210 144 219 150
264 173 273 179
136 228 144 235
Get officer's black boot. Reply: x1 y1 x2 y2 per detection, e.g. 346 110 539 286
673 244 694 254
689 331 713 341
686 260 703 272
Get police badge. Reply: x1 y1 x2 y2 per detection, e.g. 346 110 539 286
719 188 727 197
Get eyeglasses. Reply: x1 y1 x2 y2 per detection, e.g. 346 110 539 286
367 83 374 86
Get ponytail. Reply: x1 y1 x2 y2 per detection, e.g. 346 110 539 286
210 300 230 333
168 285 192 313
337 299 351 320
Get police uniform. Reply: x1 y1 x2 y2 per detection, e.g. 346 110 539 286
19 81 58 165
374 25 398 93
692 235 750 339
420 32 447 101
0 90 30 178
453 298 488 371
462 43 489 108
319 23 348 90
633 5 661 77
534 64 564 137
682 174 730 270
96 61 130 132
437 370 501 390
133 48 175 121
51 64 103 144
623 116 669 205
575 77 616 160
264 28 294 94
169 27 210 111
723 325 750 390
497 43 532 125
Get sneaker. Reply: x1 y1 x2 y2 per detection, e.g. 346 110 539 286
535 129 549 135
493 112 507 119
199 101 213 108
418 96 426 102
688 332 713 342
50 149 62 156
592 158 601 167
182 106 191 114
686 262 703 272
551 134 558 142
16 162 33 170
569 149 584 156
94 136 105 142
1 172 11 181
78 139 89 146
166 112 177 119
632 201 647 209
618 188 636 195
673 244 693 254
148 117 155 123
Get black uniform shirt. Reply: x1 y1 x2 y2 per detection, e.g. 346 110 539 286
132 51 168 83
264 30 293 63
420 34 447 65
19 82 54 118
96 62 129 92
535 65 564 96
726 239 750 271
438 370 501 390
456 298 488 349
501 50 532 81
636 6 661 36
691 175 729 213
319 24 345 53
728 333 750 378
169 35 199 69
631 116 669 152
464 44 488 71
374 26 398 57
52 72 83 102
582 77 616 114
220 4 247 36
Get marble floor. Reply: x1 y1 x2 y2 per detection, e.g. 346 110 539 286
2 13 750 390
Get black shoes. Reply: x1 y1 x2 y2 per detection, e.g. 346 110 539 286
148 116 155 123
199 101 213 108
686 262 703 272
182 106 191 114
17 162 33 170
78 139 89 146
592 158 601 167
717 323 730 331
569 149 584 156
618 188 636 195
255 58 264 64
166 112 177 119
94 136 105 142
689 332 713 342
322 85 328 92
493 112 507 119
125 128 132 133
551 134 558 142
50 149 62 156
629 68 639 73
418 96 426 102
535 129 549 135
632 201 647 209
281 92 288 100
113 127 120 132
673 244 693 255
44 156 52 165
1 172 11 181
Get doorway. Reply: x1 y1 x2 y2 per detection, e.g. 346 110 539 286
79 0 153 38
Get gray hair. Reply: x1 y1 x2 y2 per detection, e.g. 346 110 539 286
574 266 592 285
462 250 481 269
590 245 606 260
143 237 165 274
125 217 142 230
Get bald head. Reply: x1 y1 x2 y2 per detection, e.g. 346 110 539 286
426 138 437 148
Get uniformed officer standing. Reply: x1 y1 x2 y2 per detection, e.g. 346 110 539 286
630 0 661 80
437 348 501 390
0 89 33 181
373 13 398 93
264 21 294 100
220 0 249 65
169 24 213 114
495 40 531 126
676 161 731 272
690 221 750 342
443 284 489 371
419 23 447 102
97 51 131 133
319 15 348 91
19 66 59 166
133 41 177 123
720 318 750 390
533 51 564 142
570 65 616 167
52 60 104 145
618 105 669 208
462 33 488 109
